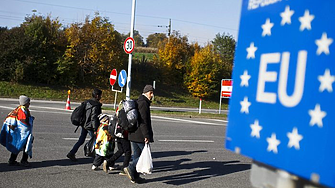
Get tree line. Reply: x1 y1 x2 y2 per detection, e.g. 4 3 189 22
0 13 236 99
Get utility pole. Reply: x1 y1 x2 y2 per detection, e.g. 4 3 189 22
168 18 171 37
158 18 171 40
126 0 136 100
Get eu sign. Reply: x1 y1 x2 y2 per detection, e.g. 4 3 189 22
225 0 334 187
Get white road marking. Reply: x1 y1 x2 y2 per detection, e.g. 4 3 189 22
63 138 91 141
152 115 226 126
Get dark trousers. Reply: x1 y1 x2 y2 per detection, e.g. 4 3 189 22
107 138 131 168
69 127 94 155
9 152 28 163
93 155 107 166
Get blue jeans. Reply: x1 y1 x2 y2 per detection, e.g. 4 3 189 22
69 127 94 155
129 142 145 179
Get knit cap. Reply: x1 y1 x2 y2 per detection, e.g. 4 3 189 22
19 95 30 106
143 85 154 93
98 114 109 123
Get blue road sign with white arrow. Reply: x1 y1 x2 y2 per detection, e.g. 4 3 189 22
118 70 127 88
225 0 335 187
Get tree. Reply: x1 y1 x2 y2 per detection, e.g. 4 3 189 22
61 13 126 87
154 32 192 85
184 44 221 98
146 33 167 48
0 15 67 84
212 32 236 79
22 14 67 84
121 30 144 47
0 26 28 82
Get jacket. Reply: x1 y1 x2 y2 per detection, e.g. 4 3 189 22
128 94 154 143
83 98 102 132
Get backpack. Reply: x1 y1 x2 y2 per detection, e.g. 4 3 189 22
71 101 87 126
109 114 124 138
117 99 139 132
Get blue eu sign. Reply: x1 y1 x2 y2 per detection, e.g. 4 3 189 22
226 0 334 187
118 70 127 88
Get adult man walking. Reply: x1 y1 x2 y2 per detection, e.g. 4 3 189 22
67 88 102 161
124 85 154 184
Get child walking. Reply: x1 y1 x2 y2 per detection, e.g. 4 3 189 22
92 114 114 170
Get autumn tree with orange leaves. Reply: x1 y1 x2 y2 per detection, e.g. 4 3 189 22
58 13 126 86
184 44 221 98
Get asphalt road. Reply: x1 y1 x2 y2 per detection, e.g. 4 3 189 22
0 98 252 188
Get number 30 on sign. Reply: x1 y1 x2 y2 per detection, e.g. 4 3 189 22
123 37 135 54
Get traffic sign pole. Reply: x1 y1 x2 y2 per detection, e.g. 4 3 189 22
126 0 136 101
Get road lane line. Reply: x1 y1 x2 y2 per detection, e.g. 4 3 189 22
63 138 91 141
152 115 225 125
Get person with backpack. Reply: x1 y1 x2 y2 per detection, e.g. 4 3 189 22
124 85 154 184
67 88 102 162
0 95 34 167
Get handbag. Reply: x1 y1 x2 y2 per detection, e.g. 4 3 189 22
84 137 95 157
136 143 153 174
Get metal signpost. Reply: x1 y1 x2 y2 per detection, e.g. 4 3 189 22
226 0 334 187
125 0 136 101
110 69 124 109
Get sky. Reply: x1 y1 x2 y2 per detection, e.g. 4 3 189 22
0 0 242 46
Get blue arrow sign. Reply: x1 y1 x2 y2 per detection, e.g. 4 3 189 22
118 69 127 88
226 1 335 187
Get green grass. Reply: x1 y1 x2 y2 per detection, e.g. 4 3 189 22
133 53 155 61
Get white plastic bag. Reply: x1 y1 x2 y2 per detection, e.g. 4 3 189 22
136 143 153 174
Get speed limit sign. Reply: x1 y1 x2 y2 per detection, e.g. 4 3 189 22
123 37 135 54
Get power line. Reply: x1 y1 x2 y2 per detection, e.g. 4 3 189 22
11 0 237 31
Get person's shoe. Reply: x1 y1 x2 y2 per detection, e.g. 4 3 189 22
124 167 135 183
66 153 77 162
8 161 20 166
92 165 99 171
109 164 120 170
20 161 30 167
119 169 126 176
135 177 146 184
102 160 108 173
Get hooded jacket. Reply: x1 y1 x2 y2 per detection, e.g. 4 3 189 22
83 98 102 132
128 94 154 143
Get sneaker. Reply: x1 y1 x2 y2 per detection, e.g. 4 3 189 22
66 153 77 162
92 165 99 171
20 161 30 167
102 160 108 173
119 170 126 176
124 167 135 183
8 161 20 166
135 177 146 184
109 164 120 170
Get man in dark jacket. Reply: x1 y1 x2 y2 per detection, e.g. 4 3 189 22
67 88 102 161
124 85 154 184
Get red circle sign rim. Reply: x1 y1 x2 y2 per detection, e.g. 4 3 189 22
123 37 135 54
110 69 117 86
